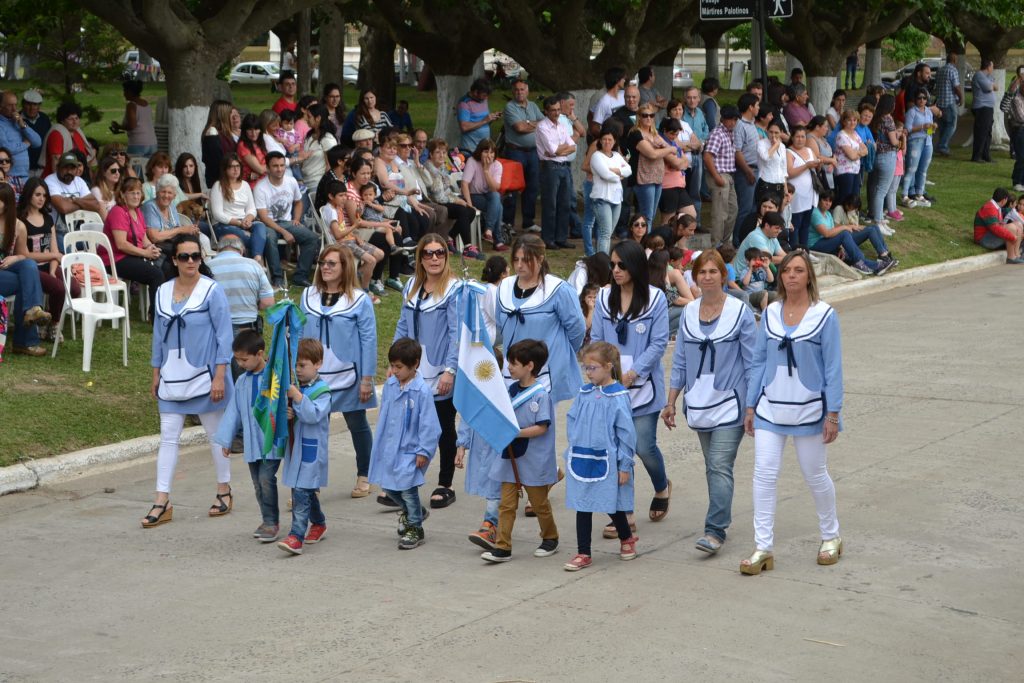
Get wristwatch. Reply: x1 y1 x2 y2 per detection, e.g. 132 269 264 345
444 367 456 376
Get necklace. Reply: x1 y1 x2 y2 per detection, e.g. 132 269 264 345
173 280 197 304
699 297 724 323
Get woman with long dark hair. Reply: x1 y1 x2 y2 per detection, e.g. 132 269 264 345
174 152 206 199
354 89 393 141
237 113 269 187
300 103 338 191
0 182 52 355
868 94 902 226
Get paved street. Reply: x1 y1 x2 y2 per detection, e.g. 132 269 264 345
2 267 1022 682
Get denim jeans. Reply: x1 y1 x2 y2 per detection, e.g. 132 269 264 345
502 147 539 228
290 487 325 541
902 136 932 198
812 225 888 269
385 486 424 527
593 198 621 255
733 169 757 238
936 104 958 154
343 409 373 478
868 151 897 222
248 459 281 526
0 258 44 347
629 411 669 513
566 171 582 238
686 154 704 225
276 220 320 285
214 221 269 270
791 209 813 250
581 179 596 256
834 172 859 206
484 497 500 526
697 426 744 541
539 161 572 245
633 183 662 228
1014 127 1024 186
471 190 503 237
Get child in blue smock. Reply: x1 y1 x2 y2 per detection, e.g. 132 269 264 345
368 338 443 550
481 340 560 563
212 330 281 543
563 342 639 571
277 339 332 555
455 347 505 552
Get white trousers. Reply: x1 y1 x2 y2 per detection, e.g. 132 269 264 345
752 429 839 551
156 411 230 494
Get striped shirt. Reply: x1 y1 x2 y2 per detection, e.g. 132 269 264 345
208 250 273 325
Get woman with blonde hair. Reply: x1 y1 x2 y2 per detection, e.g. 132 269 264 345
300 245 379 498
627 103 680 227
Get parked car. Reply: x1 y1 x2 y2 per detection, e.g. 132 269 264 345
344 64 359 86
880 57 975 91
673 68 694 89
228 61 281 85
122 49 162 82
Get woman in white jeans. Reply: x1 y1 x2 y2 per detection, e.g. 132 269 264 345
741 250 844 574
590 123 632 255
141 233 235 528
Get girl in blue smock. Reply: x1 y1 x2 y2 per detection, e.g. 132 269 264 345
142 234 234 529
563 342 639 571
393 233 461 508
591 241 671 534
740 251 844 576
300 244 378 498
495 235 585 403
662 250 757 556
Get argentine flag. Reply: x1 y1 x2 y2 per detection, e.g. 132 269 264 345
453 282 519 454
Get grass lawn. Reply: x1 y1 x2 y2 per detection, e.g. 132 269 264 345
0 79 1005 465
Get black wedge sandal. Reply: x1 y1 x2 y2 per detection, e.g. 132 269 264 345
208 488 233 517
141 502 173 528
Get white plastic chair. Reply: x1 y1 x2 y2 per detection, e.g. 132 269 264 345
63 231 132 338
455 209 484 253
52 252 128 372
64 210 104 232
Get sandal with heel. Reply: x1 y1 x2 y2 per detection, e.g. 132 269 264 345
817 537 843 565
739 549 774 575
208 488 233 517
141 502 173 528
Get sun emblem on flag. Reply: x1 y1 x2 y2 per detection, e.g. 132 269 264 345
474 359 496 381
262 371 281 400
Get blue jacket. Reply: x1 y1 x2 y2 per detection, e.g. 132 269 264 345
746 301 844 436
0 112 41 180
213 370 274 462
368 374 442 491
281 378 332 489
301 286 378 413
495 274 585 403
590 285 669 417
394 278 461 401
563 383 636 513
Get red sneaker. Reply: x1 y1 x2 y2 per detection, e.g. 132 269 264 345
468 521 497 551
277 534 303 555
305 524 327 544
620 536 639 561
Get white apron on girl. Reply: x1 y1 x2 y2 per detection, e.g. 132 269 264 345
680 296 747 430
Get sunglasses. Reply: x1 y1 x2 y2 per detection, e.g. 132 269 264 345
107 167 121 174
632 221 647 227
0 158 10 165
610 261 627 270
175 252 202 262
318 259 340 267
422 248 447 260
398 143 411 148
639 113 655 118
113 151 127 157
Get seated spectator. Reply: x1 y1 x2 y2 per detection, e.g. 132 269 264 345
739 247 775 312
98 143 137 178
142 152 181 202
715 242 748 305
810 190 898 275
734 193 781 248
566 251 612 294
0 182 52 355
320 179 381 299
207 234 275 336
237 114 268 188
734 210 788 276
45 152 104 220
254 152 319 287
201 100 236 190
209 154 275 283
650 212 697 251
0 146 25 200
90 156 123 218
42 101 95 178
342 157 406 292
388 99 414 135
374 135 430 248
259 109 286 157
143 174 208 278
420 138 482 261
100 176 165 315
460 139 507 251
174 152 206 200
661 247 696 331
974 187 1024 263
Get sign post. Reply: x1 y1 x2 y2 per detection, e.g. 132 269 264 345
700 0 793 84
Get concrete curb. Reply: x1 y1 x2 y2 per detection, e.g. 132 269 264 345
0 251 1008 497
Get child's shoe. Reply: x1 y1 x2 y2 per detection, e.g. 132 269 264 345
255 524 279 543
564 554 593 572
481 548 512 563
278 535 303 555
398 526 425 550
533 538 559 557
468 521 497 551
397 508 429 536
620 536 639 561
305 524 327 544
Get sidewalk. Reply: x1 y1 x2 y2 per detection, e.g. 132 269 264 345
1 266 1022 681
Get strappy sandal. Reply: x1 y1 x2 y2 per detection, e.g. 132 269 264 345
141 502 173 528
649 480 672 522
602 521 637 539
429 486 456 509
351 476 372 498
377 493 400 507
208 488 233 517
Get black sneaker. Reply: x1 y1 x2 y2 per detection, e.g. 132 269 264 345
533 538 559 557
481 548 512 563
398 526 425 550
397 508 430 535
874 256 898 276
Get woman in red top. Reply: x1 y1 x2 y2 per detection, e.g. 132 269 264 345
102 177 165 317
236 114 268 187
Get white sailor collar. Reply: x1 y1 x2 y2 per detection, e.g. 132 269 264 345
498 274 565 312
596 285 664 321
579 382 629 397
764 300 833 341
682 295 745 342
302 285 367 316
402 277 462 313
156 276 216 318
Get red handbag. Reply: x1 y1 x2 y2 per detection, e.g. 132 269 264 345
497 158 525 193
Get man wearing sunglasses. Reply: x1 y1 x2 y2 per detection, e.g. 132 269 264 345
0 90 41 191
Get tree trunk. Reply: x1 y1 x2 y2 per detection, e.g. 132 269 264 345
785 54 803 79
358 23 397 110
651 46 678 99
991 68 1010 149
164 51 230 179
317 5 346 91
809 76 838 121
434 73 476 142
297 9 312 94
700 26 726 80
864 41 881 88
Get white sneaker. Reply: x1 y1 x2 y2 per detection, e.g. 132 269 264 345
879 224 895 237
915 197 932 208
925 180 935 186
1014 184 1024 192
523 224 542 234
899 196 913 208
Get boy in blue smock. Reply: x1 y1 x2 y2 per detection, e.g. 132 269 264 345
368 338 443 550
213 330 281 543
455 347 505 551
482 339 560 563
277 339 332 555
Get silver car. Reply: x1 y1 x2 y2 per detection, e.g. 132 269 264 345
228 61 281 85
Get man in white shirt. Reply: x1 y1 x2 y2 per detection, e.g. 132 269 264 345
254 151 320 287
588 67 627 140
537 95 581 249
557 91 586 241
45 152 103 217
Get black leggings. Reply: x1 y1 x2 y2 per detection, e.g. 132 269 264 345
395 207 429 244
114 256 165 319
434 397 457 488
443 202 476 246
367 231 404 279
578 510 631 555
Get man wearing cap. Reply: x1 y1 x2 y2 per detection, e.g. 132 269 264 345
703 105 740 246
352 128 375 149
20 91 49 174
45 153 104 218
0 90 42 193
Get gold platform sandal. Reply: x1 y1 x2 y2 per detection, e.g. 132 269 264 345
817 537 843 565
739 549 775 575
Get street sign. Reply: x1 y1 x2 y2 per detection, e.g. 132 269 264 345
699 0 793 20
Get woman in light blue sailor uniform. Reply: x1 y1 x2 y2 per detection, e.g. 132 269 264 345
590 241 672 532
495 235 586 403
141 234 234 529
563 340 638 570
662 250 757 555
393 233 462 508
300 244 378 498
740 251 844 575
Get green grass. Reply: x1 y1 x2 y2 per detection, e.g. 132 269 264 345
0 79 1002 465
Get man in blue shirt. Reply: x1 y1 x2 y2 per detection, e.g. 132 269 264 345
457 79 498 154
682 86 710 224
0 90 41 192
503 79 544 233
732 93 761 240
